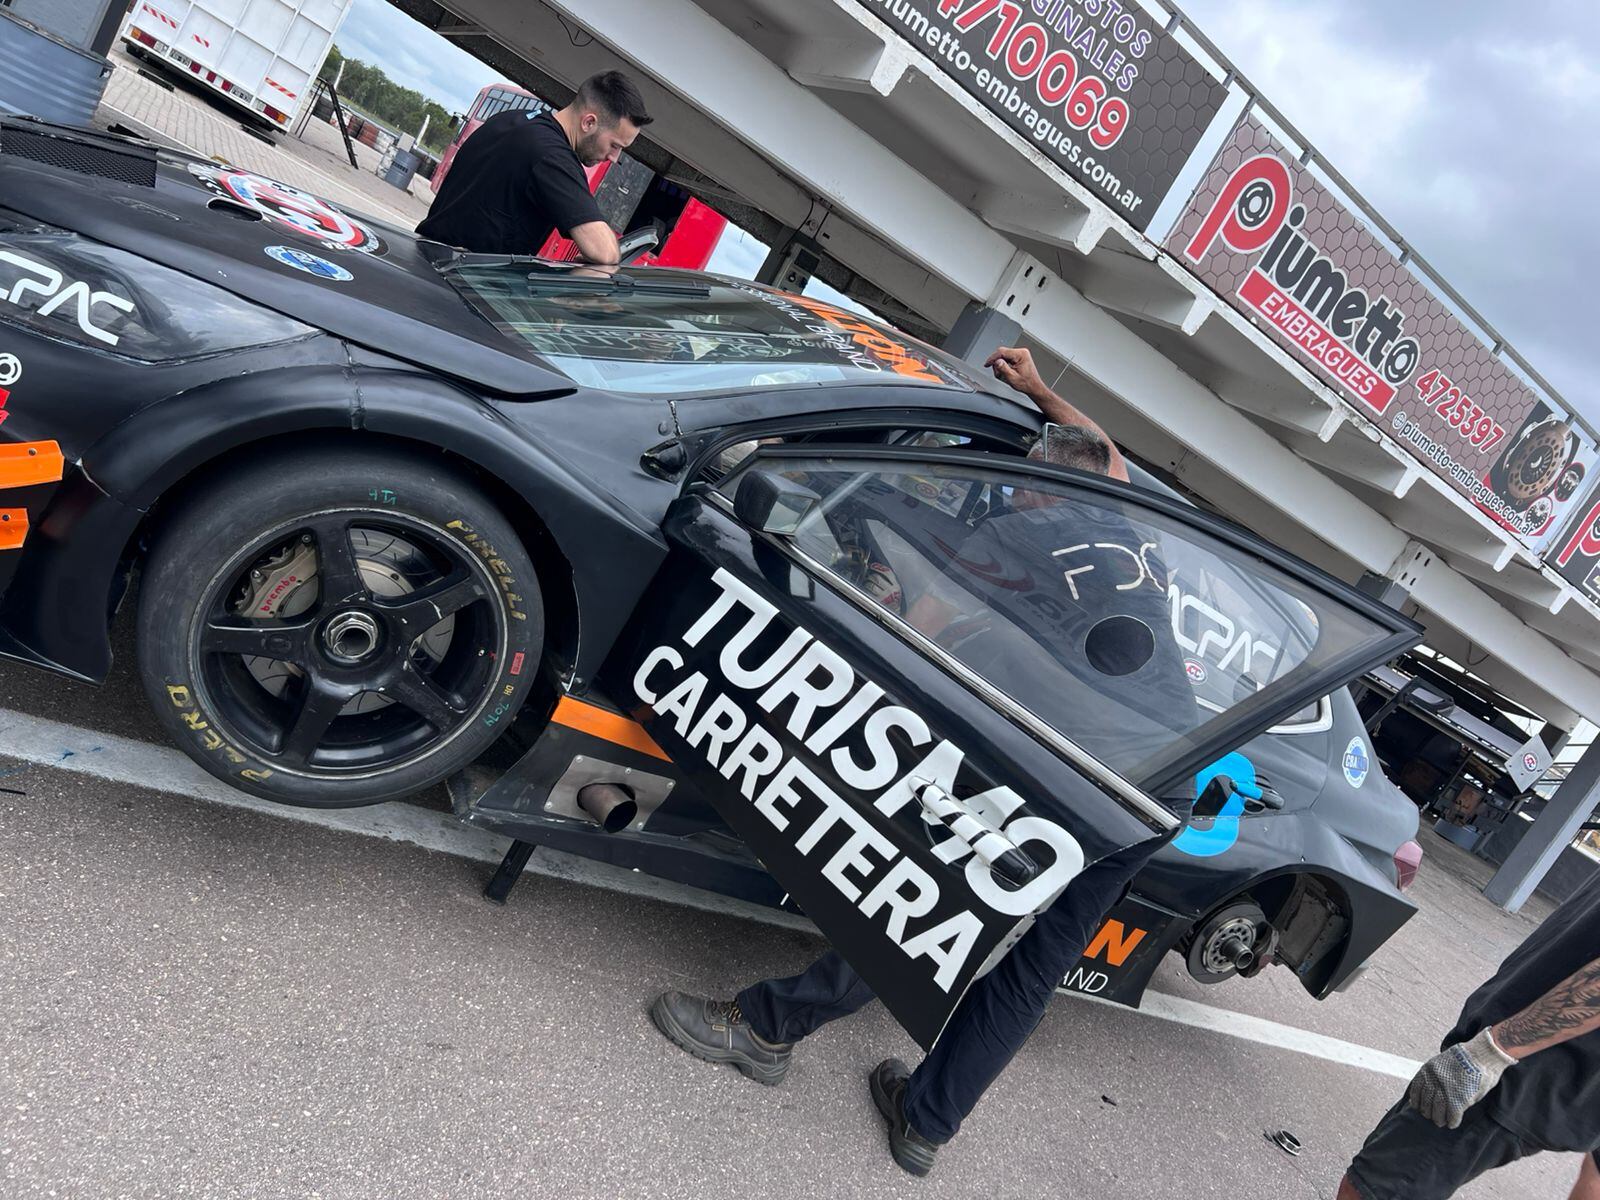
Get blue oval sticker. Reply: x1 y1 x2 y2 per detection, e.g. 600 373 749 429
264 244 353 282
1343 737 1370 788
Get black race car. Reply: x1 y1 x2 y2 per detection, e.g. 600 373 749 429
0 120 1421 1042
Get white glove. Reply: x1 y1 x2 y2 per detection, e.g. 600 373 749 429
1406 1027 1517 1129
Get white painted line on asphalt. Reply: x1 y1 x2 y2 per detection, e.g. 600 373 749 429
0 706 1422 1079
1066 989 1424 1080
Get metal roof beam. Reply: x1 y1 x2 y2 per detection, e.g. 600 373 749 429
786 36 912 96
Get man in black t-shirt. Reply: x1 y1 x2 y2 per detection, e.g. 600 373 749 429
1340 869 1600 1200
417 71 652 263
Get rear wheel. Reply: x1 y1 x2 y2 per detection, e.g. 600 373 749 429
137 446 543 807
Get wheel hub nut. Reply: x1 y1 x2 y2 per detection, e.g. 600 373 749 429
323 610 382 662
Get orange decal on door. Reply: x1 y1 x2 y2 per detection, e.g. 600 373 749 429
1083 919 1148 967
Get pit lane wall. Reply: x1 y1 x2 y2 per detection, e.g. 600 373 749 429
1164 115 1598 559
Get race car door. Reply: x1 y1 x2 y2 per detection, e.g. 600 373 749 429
613 446 1418 1048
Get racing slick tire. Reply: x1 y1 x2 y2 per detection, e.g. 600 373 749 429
136 445 544 808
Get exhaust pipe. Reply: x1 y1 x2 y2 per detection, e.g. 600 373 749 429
576 782 638 834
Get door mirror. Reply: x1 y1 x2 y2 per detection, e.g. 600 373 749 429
733 470 820 537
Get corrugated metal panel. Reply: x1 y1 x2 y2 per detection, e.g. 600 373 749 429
4 0 109 49
0 12 111 125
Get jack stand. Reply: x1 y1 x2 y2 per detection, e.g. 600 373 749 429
484 839 538 905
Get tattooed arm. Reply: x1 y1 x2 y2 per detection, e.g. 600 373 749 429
1492 954 1600 1059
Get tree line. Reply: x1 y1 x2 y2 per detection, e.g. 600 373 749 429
321 45 455 155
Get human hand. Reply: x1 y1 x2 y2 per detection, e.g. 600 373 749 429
1405 1027 1517 1128
984 347 1045 397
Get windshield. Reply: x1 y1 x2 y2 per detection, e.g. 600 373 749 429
718 453 1400 791
447 266 977 397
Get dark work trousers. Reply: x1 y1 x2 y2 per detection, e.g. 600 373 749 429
736 840 1156 1143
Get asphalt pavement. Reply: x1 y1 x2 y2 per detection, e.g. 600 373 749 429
0 613 1587 1198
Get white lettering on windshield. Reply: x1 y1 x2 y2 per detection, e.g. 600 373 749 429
1050 540 1162 600
1168 585 1281 683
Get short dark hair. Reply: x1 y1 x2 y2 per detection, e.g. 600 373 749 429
1029 424 1112 475
574 71 653 128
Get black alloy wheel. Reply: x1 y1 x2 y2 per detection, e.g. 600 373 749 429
137 445 543 807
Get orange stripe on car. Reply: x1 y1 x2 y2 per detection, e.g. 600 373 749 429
0 441 64 489
0 508 28 550
551 696 671 762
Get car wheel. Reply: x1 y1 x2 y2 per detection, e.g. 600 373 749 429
137 445 543 807
1184 899 1267 984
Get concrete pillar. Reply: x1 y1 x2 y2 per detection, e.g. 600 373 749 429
1483 737 1600 912
940 301 1021 371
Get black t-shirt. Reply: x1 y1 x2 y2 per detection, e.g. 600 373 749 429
416 110 604 256
1447 868 1600 1151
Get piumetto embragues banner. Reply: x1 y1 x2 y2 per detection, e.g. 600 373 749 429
1166 116 1597 556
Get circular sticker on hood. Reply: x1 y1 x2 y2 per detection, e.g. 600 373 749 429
1343 737 1370 789
190 163 387 255
265 245 352 281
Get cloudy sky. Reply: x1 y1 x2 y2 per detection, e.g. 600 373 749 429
334 0 1598 411
332 0 500 116
1179 0 1600 415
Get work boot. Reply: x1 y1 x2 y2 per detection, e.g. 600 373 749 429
649 991 793 1086
869 1058 941 1178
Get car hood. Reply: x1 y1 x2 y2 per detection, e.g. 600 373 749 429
0 120 569 396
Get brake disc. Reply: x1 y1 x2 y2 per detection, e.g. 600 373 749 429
233 529 455 714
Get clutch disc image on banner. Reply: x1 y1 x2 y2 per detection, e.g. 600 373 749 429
1491 415 1576 511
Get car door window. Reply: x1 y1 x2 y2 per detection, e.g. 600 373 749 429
717 452 1412 793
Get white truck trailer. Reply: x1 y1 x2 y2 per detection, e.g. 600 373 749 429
121 0 352 130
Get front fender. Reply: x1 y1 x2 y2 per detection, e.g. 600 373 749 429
6 363 671 684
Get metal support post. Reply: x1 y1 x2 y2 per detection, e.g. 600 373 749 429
940 301 1021 371
1483 738 1600 912
755 230 821 292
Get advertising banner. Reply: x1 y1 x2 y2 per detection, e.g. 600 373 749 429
1552 495 1600 606
1168 116 1598 555
861 0 1227 230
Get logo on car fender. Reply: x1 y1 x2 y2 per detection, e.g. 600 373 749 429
0 249 134 346
632 568 1086 992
